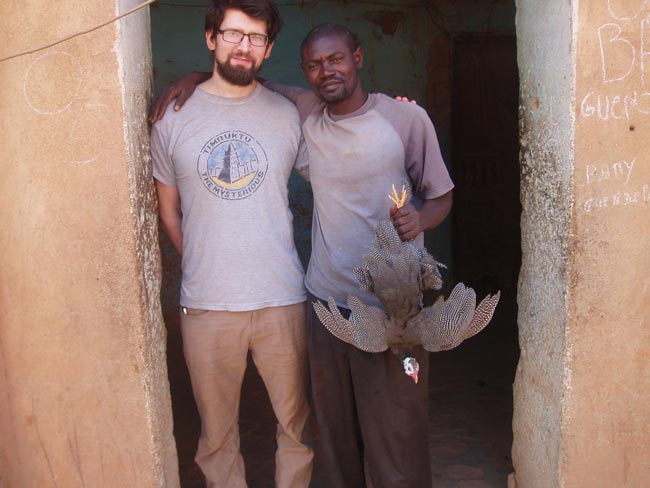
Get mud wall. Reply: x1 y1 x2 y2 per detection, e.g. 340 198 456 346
513 1 650 486
567 1 650 486
0 1 178 487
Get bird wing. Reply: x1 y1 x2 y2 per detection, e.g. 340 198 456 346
464 291 500 340
312 296 389 353
413 283 499 352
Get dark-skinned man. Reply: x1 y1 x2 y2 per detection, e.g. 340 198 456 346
151 22 453 488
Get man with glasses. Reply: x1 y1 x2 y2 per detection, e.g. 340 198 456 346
149 1 312 487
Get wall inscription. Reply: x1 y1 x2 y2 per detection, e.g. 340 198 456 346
579 2 649 212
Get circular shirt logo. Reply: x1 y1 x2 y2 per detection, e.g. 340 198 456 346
197 130 268 200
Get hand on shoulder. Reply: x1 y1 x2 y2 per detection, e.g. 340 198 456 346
149 72 211 124
395 95 418 104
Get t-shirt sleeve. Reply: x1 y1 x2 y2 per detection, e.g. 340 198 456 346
377 97 454 200
150 119 176 187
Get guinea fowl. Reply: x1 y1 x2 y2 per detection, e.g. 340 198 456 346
313 185 500 383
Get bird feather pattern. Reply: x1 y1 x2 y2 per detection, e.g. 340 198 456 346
313 219 500 356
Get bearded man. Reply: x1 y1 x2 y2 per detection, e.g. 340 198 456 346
149 1 312 487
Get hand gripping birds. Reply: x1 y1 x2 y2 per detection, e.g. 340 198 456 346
313 184 500 383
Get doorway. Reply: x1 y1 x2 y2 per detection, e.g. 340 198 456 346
425 33 521 485
152 5 522 488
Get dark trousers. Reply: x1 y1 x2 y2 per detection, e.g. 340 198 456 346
307 293 432 488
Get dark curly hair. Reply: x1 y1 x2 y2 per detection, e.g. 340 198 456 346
205 0 283 43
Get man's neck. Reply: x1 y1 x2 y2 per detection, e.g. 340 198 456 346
199 71 257 98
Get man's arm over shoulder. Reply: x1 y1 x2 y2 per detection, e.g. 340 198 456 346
149 72 211 123
264 81 321 123
263 80 308 103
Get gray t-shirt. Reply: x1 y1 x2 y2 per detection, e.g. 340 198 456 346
266 84 454 309
151 84 307 311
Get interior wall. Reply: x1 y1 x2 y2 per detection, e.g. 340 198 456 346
450 35 520 301
0 1 178 487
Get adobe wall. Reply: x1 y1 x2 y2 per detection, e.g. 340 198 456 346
513 1 650 486
566 1 650 486
0 1 178 487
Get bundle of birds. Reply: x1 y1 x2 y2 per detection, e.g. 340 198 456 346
313 185 500 383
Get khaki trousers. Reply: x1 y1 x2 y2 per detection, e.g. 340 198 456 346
180 302 313 488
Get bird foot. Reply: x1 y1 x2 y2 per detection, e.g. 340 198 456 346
388 184 408 208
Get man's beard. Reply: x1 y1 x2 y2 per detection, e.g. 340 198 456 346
216 54 259 86
318 88 348 104
316 78 355 105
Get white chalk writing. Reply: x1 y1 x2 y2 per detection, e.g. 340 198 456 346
585 159 636 185
598 23 637 83
583 184 650 212
23 51 82 115
607 0 650 23
580 90 650 120
578 5 650 214
581 6 650 121
597 15 650 85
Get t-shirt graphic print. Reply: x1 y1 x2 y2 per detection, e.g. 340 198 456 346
199 130 268 200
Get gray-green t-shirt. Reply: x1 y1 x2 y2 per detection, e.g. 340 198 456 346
266 84 454 309
151 84 307 311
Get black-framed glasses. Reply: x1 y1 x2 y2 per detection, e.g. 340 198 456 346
217 29 269 47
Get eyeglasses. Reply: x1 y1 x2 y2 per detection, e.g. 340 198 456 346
217 29 269 47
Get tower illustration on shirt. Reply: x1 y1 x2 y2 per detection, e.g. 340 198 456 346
213 143 254 183
198 130 268 200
